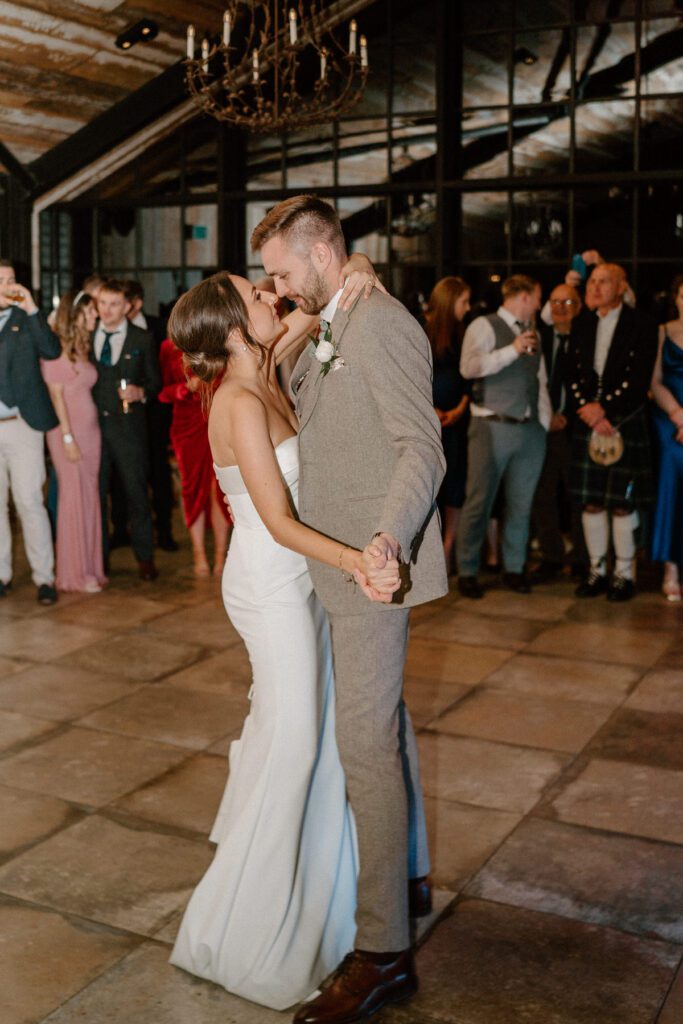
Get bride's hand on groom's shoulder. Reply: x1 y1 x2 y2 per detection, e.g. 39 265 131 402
339 253 387 311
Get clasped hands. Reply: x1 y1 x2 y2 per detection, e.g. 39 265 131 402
354 532 402 604
116 383 145 403
578 401 615 436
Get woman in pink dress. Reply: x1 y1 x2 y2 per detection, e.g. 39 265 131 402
42 291 107 593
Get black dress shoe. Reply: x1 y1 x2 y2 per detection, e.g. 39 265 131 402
458 575 484 600
575 571 608 598
0 580 10 598
157 534 179 552
293 949 417 1024
531 560 563 583
138 560 159 581
37 584 57 605
502 572 532 594
408 875 432 917
607 575 636 602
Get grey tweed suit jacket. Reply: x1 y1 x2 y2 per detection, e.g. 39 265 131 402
290 289 448 615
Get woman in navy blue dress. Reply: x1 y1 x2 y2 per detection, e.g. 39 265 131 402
651 274 683 601
425 277 472 573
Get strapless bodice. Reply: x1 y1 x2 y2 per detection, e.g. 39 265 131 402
214 435 299 531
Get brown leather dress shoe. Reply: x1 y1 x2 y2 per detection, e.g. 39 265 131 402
408 875 433 917
293 949 417 1024
138 560 158 582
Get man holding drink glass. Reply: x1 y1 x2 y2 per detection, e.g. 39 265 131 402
0 259 61 604
456 275 551 599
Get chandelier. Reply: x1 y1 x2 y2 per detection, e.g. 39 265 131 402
184 2 369 134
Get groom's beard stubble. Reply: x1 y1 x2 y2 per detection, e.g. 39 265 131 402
295 261 331 316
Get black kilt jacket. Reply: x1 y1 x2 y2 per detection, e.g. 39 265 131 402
565 305 658 509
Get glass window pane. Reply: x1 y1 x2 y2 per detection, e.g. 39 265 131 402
184 205 217 267
286 126 334 190
184 120 218 196
138 270 181 321
245 200 275 260
338 197 388 266
516 0 569 27
638 184 683 260
389 266 434 321
513 106 569 175
641 18 683 95
392 4 436 114
634 263 680 319
391 116 437 176
573 185 634 261
512 190 569 261
101 208 136 270
462 192 509 262
513 30 571 104
348 27 389 118
139 207 182 266
247 135 283 191
577 1 636 21
463 35 510 108
391 193 437 266
640 96 683 171
337 119 388 185
463 108 509 179
576 22 636 98
574 99 635 173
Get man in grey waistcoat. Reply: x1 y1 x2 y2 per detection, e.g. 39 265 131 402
253 195 447 1024
456 275 550 599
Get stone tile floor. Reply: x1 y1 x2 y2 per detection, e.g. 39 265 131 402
1 534 681 1024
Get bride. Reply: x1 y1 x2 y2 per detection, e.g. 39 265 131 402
167 259 397 1011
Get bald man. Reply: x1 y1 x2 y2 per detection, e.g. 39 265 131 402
565 264 657 601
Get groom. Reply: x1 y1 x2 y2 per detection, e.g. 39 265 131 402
253 196 447 1023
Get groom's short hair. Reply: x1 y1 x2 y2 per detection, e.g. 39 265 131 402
251 194 346 260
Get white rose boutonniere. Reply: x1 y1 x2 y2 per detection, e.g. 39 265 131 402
309 320 345 377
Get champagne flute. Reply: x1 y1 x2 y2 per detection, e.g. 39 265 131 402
120 378 131 414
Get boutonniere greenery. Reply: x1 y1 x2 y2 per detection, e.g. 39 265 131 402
308 322 345 377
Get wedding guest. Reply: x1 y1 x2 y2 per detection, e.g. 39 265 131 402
82 274 106 305
0 260 60 604
42 291 107 593
158 338 231 576
425 276 471 572
650 273 683 601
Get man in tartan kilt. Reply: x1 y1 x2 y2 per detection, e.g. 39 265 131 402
566 264 658 601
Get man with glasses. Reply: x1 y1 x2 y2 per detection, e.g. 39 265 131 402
531 283 587 582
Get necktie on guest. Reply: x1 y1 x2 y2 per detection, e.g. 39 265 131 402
549 333 569 412
99 330 117 367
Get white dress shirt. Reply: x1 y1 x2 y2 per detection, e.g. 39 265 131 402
594 303 622 379
93 319 128 366
320 288 344 326
131 311 148 330
460 306 551 430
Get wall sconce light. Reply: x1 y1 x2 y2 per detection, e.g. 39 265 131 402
115 19 158 50
514 47 538 66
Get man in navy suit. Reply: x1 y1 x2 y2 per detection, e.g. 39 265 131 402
0 259 60 604
91 279 161 580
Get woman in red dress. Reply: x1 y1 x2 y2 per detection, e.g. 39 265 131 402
159 339 231 576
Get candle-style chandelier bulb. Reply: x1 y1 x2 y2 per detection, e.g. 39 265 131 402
183 1 369 134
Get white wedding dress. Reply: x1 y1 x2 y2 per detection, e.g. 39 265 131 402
170 436 358 1010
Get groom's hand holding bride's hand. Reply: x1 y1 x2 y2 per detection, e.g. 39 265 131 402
353 532 401 603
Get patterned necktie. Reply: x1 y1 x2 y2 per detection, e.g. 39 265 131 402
99 330 117 367
550 333 569 412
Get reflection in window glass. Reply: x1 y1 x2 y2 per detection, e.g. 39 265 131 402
462 192 509 261
245 201 275 260
513 31 571 104
338 196 388 265
247 135 283 191
393 44 436 113
140 207 182 266
640 96 683 171
101 209 136 270
574 99 635 173
512 191 568 260
286 126 335 189
391 117 437 175
138 271 181 320
391 193 437 266
641 18 683 96
577 1 636 21
337 119 389 185
575 22 636 98
573 185 634 259
513 107 569 176
185 205 217 267
463 108 509 179
462 34 510 108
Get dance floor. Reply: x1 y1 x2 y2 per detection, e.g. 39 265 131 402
1 530 681 1024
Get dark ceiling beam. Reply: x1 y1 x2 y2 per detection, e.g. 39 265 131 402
0 141 37 192
575 0 625 100
541 29 571 102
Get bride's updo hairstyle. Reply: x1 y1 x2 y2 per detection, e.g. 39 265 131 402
168 271 267 384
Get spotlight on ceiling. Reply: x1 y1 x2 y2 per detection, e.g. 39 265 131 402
514 47 538 66
115 19 158 51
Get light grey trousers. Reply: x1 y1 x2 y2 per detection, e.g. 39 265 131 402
457 416 547 576
329 606 429 953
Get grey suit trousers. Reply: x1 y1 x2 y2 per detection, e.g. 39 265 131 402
329 606 428 952
457 417 546 575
